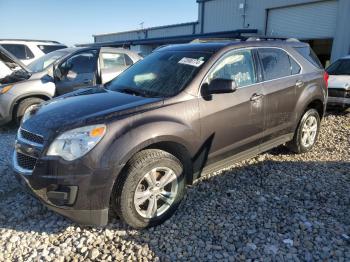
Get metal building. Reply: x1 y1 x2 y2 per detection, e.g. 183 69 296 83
93 0 350 64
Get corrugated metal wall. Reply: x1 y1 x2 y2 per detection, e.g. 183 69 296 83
95 23 197 43
201 0 336 34
148 24 194 38
94 0 337 42
266 1 338 39
95 31 143 43
202 0 243 33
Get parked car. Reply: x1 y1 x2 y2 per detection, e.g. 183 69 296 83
0 45 28 79
326 55 350 109
0 47 142 125
13 40 327 229
0 39 67 65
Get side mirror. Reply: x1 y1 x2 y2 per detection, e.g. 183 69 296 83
204 78 237 95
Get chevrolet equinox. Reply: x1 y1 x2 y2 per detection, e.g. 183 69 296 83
13 39 328 229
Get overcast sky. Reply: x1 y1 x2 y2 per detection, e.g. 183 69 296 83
0 0 198 46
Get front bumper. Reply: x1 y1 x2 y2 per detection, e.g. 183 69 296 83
14 170 109 225
327 88 350 107
327 96 350 107
12 131 117 226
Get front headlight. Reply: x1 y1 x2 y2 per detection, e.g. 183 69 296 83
47 124 106 161
0 84 14 94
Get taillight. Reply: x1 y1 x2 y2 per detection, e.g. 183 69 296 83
323 71 329 89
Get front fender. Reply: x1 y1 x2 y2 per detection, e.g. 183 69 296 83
105 120 198 171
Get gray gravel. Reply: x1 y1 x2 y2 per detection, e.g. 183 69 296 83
0 111 349 261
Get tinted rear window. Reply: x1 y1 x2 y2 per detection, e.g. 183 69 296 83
294 46 323 69
38 45 67 54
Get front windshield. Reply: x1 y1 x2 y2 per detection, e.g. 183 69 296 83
27 49 70 73
106 50 212 97
326 59 350 75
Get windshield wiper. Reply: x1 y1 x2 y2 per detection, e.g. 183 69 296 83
118 87 157 97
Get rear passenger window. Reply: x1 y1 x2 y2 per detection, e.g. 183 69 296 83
101 53 127 69
258 49 291 81
1 44 34 60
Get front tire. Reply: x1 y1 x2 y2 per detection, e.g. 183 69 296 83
15 98 44 125
287 108 321 154
112 149 185 229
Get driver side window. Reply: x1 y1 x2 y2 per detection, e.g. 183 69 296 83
58 50 97 81
208 50 256 88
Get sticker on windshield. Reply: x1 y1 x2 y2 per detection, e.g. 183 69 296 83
178 57 205 67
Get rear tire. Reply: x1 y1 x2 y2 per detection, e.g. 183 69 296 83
15 98 44 125
112 149 185 229
287 108 320 154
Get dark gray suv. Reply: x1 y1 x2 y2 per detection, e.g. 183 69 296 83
13 39 328 229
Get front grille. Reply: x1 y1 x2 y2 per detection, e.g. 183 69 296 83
328 89 350 98
20 128 44 145
17 152 37 170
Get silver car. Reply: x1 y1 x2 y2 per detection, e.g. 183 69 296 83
326 55 350 109
0 46 142 125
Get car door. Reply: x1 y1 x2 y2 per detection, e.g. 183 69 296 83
55 50 98 96
257 48 302 142
99 50 133 84
199 48 264 165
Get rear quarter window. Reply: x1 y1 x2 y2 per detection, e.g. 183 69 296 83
294 46 323 69
258 48 292 81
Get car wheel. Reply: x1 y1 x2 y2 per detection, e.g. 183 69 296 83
112 149 185 229
15 98 44 125
287 108 320 154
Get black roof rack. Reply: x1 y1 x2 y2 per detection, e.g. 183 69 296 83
0 39 62 44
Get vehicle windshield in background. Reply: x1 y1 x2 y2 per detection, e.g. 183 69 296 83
27 49 69 73
326 59 350 75
106 51 211 97
37 45 67 54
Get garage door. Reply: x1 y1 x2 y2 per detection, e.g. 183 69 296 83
266 0 338 39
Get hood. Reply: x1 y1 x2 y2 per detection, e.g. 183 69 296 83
0 46 29 73
22 87 164 137
328 75 350 90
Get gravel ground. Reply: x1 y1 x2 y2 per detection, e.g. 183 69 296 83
0 110 349 261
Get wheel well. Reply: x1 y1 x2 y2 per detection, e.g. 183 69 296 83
306 99 324 119
145 141 194 185
12 95 50 118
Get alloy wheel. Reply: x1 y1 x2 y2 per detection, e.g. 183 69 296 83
133 167 178 219
301 115 318 148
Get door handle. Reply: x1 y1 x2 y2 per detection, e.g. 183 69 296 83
250 93 263 101
83 79 92 84
296 80 304 88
